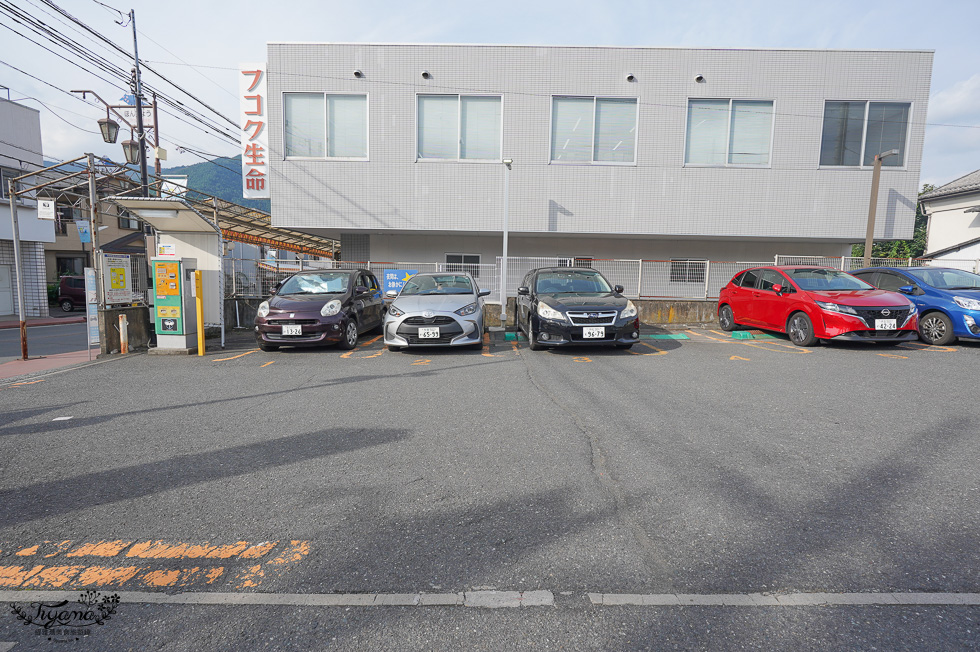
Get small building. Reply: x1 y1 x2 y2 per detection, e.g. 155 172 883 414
920 170 980 269
262 43 932 269
1 97 53 317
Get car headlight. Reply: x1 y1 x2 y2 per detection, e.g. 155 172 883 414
621 300 637 319
907 301 918 315
537 301 565 321
388 303 405 317
953 296 980 311
815 300 858 315
455 302 478 316
257 301 270 318
320 299 342 317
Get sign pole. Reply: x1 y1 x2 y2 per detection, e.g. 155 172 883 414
7 179 28 360
195 270 204 356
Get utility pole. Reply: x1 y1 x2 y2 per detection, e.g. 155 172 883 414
129 9 149 197
7 178 27 360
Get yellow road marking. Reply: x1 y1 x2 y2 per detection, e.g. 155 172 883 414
685 330 733 343
878 353 909 359
0 539 307 591
411 358 431 366
730 355 750 361
629 342 668 356
573 357 592 363
899 342 956 353
213 349 259 362
340 335 383 359
741 340 812 354
482 333 497 357
11 379 45 386
261 361 275 367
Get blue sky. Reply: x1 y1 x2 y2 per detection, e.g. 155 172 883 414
2 0 978 187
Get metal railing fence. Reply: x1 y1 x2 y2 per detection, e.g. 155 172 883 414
221 255 980 301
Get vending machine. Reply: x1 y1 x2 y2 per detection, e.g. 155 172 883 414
152 257 198 351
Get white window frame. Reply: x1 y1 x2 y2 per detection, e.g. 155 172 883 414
415 94 503 163
281 92 370 161
682 98 775 168
549 96 638 166
818 100 913 170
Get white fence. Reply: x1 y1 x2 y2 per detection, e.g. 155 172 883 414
221 255 980 302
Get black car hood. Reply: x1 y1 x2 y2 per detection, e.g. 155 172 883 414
269 293 344 311
539 293 627 311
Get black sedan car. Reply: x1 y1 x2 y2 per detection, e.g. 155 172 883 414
516 267 640 350
254 269 384 352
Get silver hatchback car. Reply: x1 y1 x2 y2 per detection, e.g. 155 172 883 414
383 272 490 351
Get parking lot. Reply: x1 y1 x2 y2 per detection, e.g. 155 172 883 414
1 329 978 649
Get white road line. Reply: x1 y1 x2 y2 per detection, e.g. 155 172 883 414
0 643 16 652
1 590 976 608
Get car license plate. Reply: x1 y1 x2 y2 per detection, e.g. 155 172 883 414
419 327 440 339
282 324 302 336
583 326 605 339
875 319 897 330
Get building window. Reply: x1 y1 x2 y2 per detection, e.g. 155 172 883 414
1 167 21 200
670 259 706 284
445 253 481 277
55 205 78 236
819 101 910 167
283 92 368 159
685 99 773 166
551 97 636 163
118 209 140 230
56 256 86 277
417 95 501 160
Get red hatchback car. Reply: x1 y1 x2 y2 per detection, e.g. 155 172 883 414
717 266 919 346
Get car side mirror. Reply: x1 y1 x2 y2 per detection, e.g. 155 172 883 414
517 286 529 296
355 285 369 294
385 290 398 299
898 285 916 295
478 289 491 297
773 284 783 294
614 284 624 294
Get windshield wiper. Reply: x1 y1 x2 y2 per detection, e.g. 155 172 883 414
946 286 980 290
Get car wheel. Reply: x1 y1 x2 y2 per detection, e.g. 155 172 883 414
918 311 955 346
718 304 737 332
259 342 279 352
339 320 359 350
60 299 74 312
527 316 544 351
787 312 817 347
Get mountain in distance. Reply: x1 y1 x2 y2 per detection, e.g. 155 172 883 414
163 155 270 213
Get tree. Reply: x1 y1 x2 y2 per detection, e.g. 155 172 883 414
852 184 934 259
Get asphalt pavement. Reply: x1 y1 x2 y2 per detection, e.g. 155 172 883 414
0 330 977 650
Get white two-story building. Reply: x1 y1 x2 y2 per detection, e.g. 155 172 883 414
262 43 932 269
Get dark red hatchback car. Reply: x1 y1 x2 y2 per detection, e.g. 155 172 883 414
717 266 918 346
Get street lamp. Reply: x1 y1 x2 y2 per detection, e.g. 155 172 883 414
121 136 141 165
862 148 900 268
98 114 119 144
499 158 513 325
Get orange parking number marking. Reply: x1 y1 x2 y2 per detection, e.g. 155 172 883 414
573 357 592 363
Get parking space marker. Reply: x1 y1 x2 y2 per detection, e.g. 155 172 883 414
730 356 750 361
10 379 45 386
878 353 908 359
411 358 431 366
260 361 275 367
213 350 259 362
573 357 592 363
340 335 382 359
629 342 668 356
482 333 497 357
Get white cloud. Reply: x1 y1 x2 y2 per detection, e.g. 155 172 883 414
928 74 980 124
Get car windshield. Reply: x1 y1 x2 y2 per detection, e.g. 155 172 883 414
277 272 350 295
784 268 873 291
400 274 473 295
907 268 980 290
535 270 612 294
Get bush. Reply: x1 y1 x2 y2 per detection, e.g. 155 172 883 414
47 282 58 303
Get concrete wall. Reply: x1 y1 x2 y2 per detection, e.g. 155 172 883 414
268 44 932 259
483 297 717 328
99 306 152 354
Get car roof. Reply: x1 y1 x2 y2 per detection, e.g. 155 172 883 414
531 267 601 273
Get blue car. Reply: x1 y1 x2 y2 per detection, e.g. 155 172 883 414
850 266 980 345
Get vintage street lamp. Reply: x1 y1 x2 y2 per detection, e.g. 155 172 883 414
121 136 141 165
98 113 119 144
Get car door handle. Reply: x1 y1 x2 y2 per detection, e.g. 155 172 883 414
752 292 761 297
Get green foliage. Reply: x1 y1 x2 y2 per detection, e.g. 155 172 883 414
852 184 934 259
162 155 271 213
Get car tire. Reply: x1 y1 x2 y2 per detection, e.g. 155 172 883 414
527 317 544 351
918 311 955 346
718 304 738 332
259 342 279 352
60 299 74 312
339 319 359 350
787 312 818 347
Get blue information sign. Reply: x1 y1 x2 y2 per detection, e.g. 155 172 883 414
383 269 417 294
76 220 91 243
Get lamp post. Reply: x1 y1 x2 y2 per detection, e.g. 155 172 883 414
863 148 900 268
499 159 513 325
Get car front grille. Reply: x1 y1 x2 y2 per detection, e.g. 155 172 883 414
403 316 455 325
567 311 618 326
396 320 464 344
267 319 318 325
853 308 910 326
